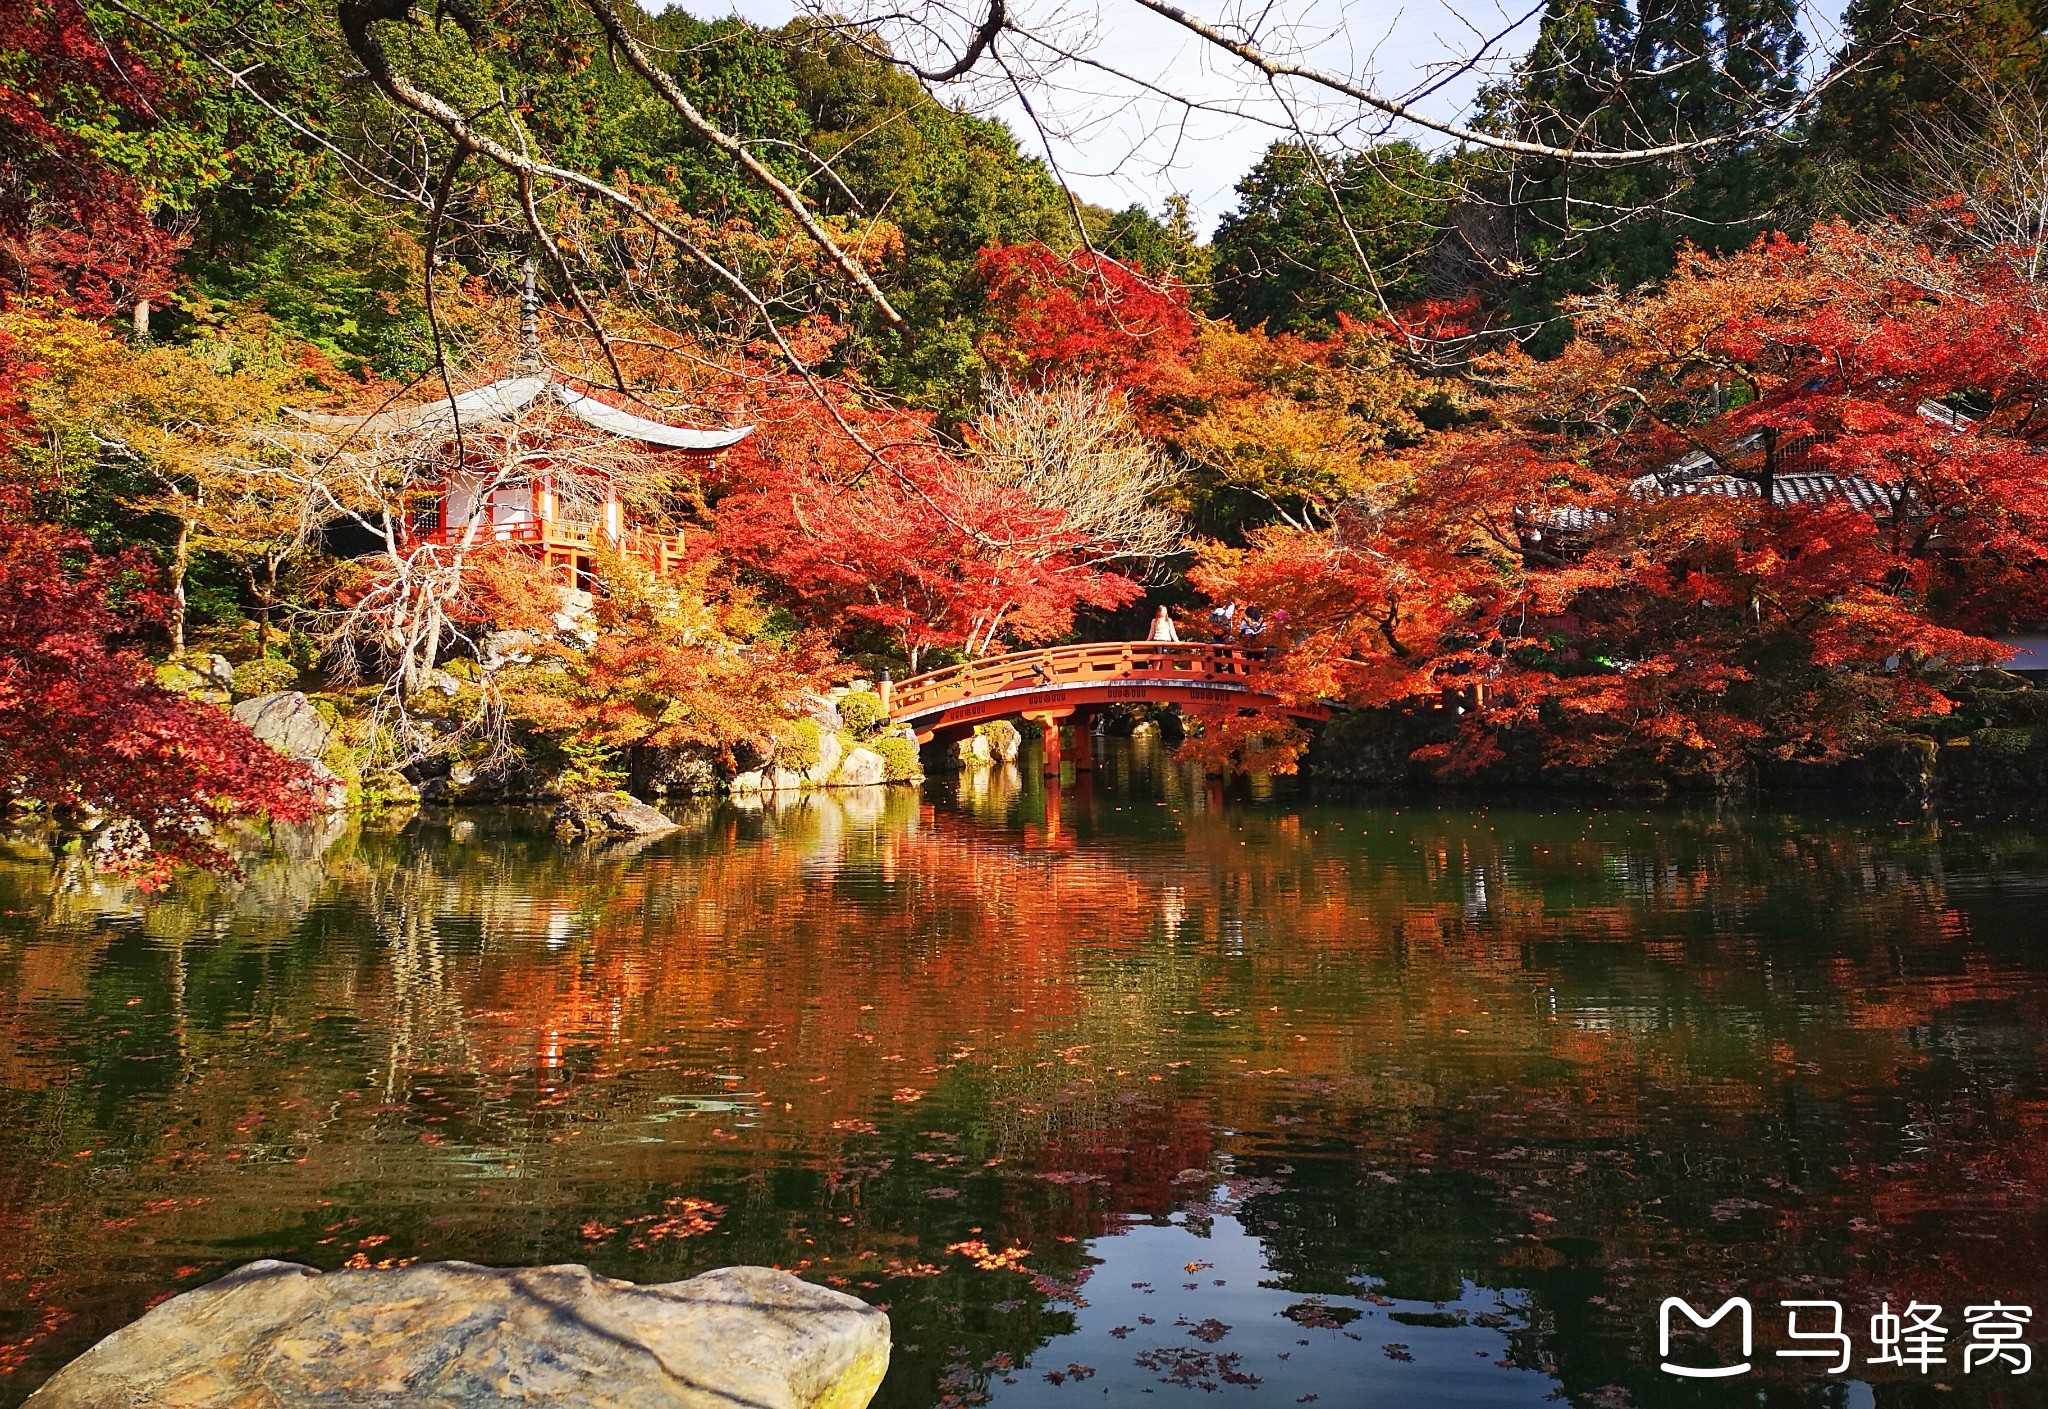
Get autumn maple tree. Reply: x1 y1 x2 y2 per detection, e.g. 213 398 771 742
1197 223 2048 783
0 496 314 873
710 341 1151 667
7 307 325 654
1 301 314 875
495 553 833 777
976 242 1463 542
976 244 1201 407
0 0 181 318
0 7 317 872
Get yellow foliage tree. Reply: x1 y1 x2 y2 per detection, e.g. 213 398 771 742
9 307 324 655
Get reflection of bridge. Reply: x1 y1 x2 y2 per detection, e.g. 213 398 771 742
884 641 1329 774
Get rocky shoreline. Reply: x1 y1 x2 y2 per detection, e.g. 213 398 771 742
83 656 2048 867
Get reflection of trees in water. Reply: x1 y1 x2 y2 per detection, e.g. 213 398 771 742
6 787 2048 1405
362 842 478 1101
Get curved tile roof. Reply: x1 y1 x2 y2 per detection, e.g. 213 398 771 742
293 376 751 451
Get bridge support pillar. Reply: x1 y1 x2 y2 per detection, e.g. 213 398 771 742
1069 710 1094 771
1022 708 1074 777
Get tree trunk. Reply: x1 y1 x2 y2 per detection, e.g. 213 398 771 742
171 518 191 658
406 598 444 696
249 558 278 658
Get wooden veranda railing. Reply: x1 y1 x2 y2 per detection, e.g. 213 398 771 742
408 517 689 577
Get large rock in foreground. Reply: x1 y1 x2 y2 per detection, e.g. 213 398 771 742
27 1260 889 1409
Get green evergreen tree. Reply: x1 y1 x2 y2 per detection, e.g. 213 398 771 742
1088 196 1207 281
1209 141 1450 332
1479 0 1806 349
1809 0 2048 191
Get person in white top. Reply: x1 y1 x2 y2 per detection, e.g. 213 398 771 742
1146 606 1180 642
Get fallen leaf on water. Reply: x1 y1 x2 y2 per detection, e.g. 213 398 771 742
945 1240 1029 1271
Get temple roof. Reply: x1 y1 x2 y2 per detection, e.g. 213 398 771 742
293 376 753 451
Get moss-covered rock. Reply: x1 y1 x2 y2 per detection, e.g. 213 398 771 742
1968 727 2042 760
780 718 824 775
975 719 1022 763
155 660 228 704
835 747 887 786
549 791 679 841
231 658 301 700
807 730 844 786
629 744 722 798
357 769 420 810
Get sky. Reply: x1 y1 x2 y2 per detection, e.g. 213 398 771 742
668 0 1851 236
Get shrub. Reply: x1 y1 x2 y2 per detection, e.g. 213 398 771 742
839 689 886 737
1969 727 2040 760
155 660 208 695
781 718 823 774
231 657 300 699
874 735 921 781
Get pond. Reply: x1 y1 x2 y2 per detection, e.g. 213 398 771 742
5 739 2048 1407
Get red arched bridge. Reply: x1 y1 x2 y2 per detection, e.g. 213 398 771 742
882 641 1329 773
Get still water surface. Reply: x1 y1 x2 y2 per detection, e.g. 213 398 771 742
5 741 2048 1407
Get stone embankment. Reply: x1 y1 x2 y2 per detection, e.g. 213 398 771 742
26 1260 889 1409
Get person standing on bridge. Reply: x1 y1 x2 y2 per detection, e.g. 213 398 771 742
1146 606 1180 642
1207 602 1237 642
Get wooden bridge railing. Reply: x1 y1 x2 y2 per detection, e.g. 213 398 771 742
886 641 1273 722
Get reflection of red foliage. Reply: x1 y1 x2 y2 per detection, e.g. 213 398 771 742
6 798 2046 1398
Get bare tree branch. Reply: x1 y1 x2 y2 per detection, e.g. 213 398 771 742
911 0 1006 81
1116 0 1789 163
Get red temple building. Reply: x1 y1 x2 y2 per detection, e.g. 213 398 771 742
302 362 751 588
409 375 749 586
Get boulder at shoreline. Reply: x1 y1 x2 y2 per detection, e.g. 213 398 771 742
26 1260 890 1409
549 791 680 840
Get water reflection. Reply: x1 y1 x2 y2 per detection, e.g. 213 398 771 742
4 744 2048 1407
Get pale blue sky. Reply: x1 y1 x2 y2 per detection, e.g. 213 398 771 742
655 0 1851 234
